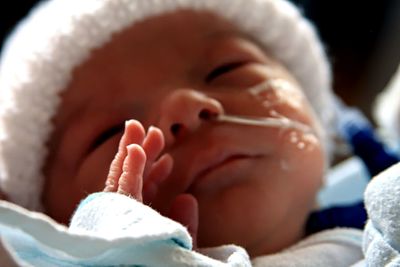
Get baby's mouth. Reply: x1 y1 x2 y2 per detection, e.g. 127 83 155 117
195 154 251 179
186 151 261 194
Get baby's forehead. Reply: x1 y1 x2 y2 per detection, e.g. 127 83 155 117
101 10 259 54
74 10 265 73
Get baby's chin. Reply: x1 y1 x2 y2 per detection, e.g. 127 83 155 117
196 215 307 257
192 166 319 256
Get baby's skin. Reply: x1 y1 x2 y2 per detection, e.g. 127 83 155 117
103 119 199 247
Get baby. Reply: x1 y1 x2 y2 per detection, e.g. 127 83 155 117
0 0 365 266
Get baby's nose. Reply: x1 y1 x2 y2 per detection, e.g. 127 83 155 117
158 89 224 145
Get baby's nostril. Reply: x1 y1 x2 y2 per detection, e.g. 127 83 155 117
199 109 218 120
170 123 182 135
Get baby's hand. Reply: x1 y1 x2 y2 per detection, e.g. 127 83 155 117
103 120 172 203
103 120 198 248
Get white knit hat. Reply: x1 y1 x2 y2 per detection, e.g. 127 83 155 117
0 0 334 211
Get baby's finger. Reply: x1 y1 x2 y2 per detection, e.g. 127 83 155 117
104 120 145 192
143 154 173 204
117 144 146 201
142 126 165 176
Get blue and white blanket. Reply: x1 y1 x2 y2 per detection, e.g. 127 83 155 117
0 192 250 267
0 190 367 266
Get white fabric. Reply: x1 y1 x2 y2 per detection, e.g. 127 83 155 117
252 228 364 267
0 193 251 266
0 192 365 267
0 0 334 211
363 162 400 266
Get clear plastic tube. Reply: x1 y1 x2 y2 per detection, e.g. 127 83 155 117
212 79 314 134
215 114 313 134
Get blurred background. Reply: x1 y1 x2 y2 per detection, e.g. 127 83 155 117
1 0 400 121
291 0 400 120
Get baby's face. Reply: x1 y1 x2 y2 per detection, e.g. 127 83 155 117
43 10 324 256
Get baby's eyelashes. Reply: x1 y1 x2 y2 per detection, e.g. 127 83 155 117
205 61 248 83
89 123 125 152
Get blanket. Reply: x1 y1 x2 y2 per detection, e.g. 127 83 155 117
0 192 365 266
0 193 250 267
363 162 400 266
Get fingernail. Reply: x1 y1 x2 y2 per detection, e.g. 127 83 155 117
126 143 137 150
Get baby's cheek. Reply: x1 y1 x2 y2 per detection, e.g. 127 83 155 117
254 85 303 110
247 80 316 127
272 131 324 233
75 136 120 193
278 129 324 191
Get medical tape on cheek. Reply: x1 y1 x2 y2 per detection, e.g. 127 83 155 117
212 79 315 135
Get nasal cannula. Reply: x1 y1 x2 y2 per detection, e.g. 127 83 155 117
214 114 313 134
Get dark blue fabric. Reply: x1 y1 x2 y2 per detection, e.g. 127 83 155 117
306 202 368 235
349 127 399 177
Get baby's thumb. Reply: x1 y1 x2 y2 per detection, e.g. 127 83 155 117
168 194 199 249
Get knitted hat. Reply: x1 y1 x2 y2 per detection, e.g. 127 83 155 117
374 65 400 139
0 0 334 211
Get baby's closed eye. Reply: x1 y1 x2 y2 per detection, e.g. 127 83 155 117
89 123 125 152
205 61 248 83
